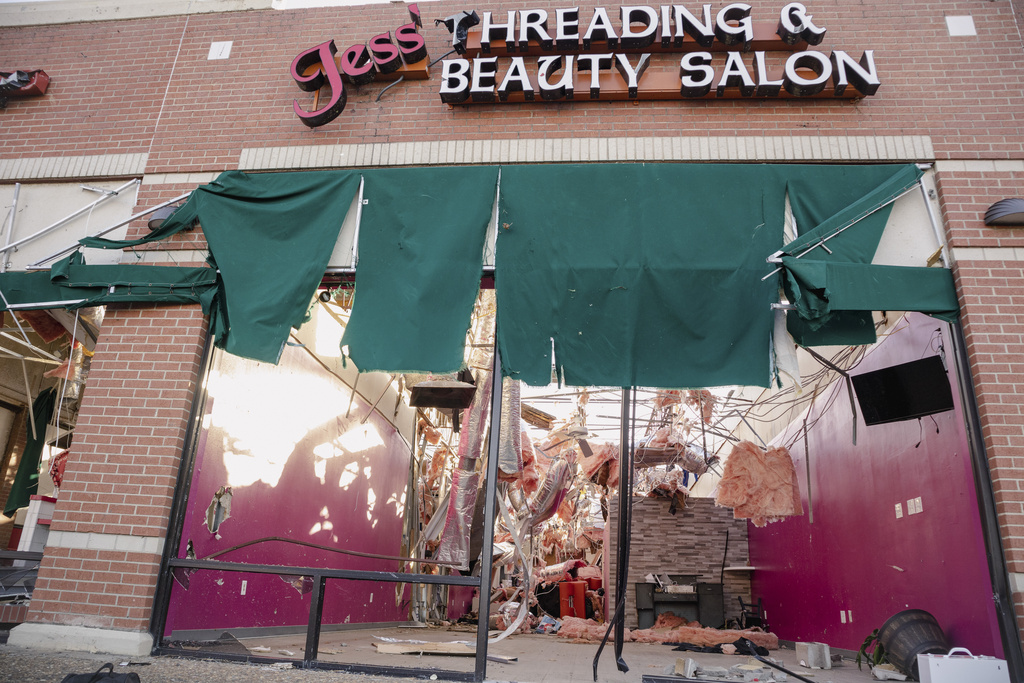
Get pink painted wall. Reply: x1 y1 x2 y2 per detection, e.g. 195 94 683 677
748 313 1003 656
164 345 412 637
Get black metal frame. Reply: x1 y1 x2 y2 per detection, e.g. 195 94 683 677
0 550 43 562
150 336 504 682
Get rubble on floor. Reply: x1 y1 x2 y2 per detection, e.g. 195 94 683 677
556 612 779 650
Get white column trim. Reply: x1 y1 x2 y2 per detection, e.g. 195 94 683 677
0 153 148 181
46 529 165 555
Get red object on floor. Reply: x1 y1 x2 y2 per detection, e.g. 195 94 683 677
559 581 587 618
586 577 602 591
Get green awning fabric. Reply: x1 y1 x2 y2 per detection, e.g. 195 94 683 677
0 261 218 311
782 259 958 319
774 164 956 346
340 167 499 373
782 164 923 262
786 311 878 347
65 163 959 381
3 387 57 517
495 164 789 388
84 171 362 363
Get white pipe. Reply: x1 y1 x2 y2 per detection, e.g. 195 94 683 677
2 183 21 273
0 287 36 345
762 182 921 281
20 360 36 440
918 171 950 268
350 176 365 267
0 331 60 361
4 299 88 309
27 192 191 269
0 179 139 255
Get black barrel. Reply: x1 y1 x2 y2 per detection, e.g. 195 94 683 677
878 609 950 680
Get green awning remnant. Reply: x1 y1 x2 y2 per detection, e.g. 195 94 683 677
0 257 218 312
776 164 957 346
3 387 57 517
782 259 958 319
783 164 923 263
82 170 361 363
340 167 499 373
786 311 878 347
496 164 790 388
64 163 958 380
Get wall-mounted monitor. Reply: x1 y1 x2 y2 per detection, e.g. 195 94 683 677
851 355 955 426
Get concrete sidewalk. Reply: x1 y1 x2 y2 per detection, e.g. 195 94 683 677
0 631 876 683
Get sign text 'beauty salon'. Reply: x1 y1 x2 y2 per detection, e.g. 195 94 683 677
439 3 880 103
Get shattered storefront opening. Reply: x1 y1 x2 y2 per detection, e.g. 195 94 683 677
2 162 1016 681
0 179 143 627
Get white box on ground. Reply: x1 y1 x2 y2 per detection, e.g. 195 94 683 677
795 641 831 669
918 648 1010 683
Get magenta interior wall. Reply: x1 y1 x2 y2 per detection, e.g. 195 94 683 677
164 346 412 637
748 313 1003 656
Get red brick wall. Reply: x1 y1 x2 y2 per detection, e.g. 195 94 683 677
1 0 1023 170
0 602 29 625
25 304 207 630
937 159 1024 642
952 261 1024 643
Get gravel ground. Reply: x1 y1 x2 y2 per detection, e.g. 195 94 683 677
0 646 436 683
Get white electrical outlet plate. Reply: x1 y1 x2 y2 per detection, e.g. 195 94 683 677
895 503 903 519
840 611 846 624
241 580 247 596
847 610 853 623
915 496 923 514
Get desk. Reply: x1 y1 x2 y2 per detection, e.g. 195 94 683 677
635 582 724 629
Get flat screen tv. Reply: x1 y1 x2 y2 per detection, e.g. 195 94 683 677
851 355 955 426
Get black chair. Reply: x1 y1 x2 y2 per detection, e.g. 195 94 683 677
737 596 768 631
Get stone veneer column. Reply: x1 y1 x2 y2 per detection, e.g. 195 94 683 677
9 304 207 655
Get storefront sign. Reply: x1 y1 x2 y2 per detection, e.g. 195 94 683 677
290 3 879 125
290 4 428 127
439 3 880 103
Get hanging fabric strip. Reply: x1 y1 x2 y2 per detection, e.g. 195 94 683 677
341 167 499 374
497 164 789 389
3 387 58 517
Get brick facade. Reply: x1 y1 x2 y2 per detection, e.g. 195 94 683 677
1 0 1023 658
23 305 207 630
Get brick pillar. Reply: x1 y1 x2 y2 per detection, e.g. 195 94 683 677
954 260 1024 649
10 303 207 655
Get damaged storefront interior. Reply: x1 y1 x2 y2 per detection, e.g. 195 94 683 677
3 160 1015 682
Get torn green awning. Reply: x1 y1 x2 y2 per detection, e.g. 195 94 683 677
133 171 361 363
496 164 789 388
0 262 218 311
782 258 958 320
63 163 960 380
782 164 923 263
340 167 499 373
774 164 957 346
3 387 57 517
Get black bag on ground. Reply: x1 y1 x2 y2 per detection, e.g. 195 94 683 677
60 663 141 683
